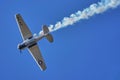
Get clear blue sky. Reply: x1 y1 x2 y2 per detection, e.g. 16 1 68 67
0 0 120 80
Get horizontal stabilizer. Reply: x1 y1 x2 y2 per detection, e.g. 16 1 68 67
43 25 49 34
46 34 53 43
42 25 54 43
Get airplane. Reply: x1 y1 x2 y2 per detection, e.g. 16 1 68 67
15 14 53 71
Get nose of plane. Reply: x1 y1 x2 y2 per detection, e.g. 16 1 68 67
17 44 20 49
17 44 22 50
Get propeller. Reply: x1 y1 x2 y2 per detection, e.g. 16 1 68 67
20 50 22 53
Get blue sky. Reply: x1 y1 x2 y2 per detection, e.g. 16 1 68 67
0 0 120 80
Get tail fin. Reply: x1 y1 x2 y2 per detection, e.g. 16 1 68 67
42 25 54 43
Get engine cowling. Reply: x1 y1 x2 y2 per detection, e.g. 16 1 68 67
17 43 26 50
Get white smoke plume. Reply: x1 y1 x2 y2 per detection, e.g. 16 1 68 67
40 0 120 34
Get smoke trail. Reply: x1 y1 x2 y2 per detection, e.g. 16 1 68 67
40 0 120 34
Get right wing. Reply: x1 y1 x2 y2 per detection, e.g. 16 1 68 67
28 44 47 71
15 14 32 40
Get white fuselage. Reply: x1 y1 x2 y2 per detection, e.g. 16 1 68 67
18 33 48 50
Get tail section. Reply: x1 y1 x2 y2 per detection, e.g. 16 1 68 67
42 25 54 43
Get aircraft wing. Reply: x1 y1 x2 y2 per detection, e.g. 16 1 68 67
15 14 32 40
28 44 47 71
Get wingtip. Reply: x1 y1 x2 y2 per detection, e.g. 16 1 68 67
41 67 47 71
15 13 21 18
38 60 47 71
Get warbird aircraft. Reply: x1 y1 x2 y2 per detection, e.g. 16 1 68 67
15 14 53 71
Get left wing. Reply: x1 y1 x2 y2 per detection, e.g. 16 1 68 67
28 44 47 71
15 14 32 40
